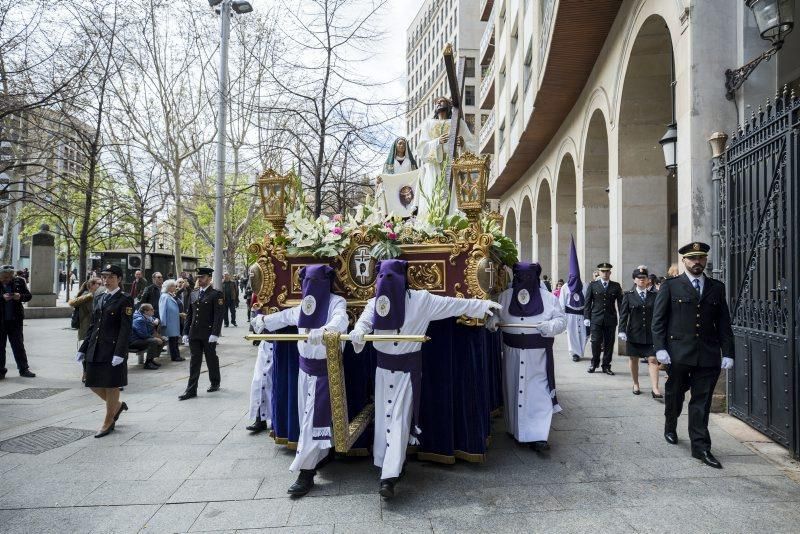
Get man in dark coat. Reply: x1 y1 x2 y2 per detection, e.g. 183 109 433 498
179 267 225 400
129 270 146 302
0 265 35 378
138 271 164 319
221 272 239 327
652 242 735 469
583 262 623 375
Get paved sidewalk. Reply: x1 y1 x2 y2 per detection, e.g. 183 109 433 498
0 318 799 533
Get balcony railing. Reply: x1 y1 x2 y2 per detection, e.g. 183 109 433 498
479 57 495 109
479 108 495 153
479 5 495 66
480 0 494 22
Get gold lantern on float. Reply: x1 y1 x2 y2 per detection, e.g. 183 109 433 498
257 169 292 233
452 151 491 224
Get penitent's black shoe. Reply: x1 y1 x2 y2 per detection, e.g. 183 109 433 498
178 391 197 401
207 384 220 393
664 431 678 445
572 354 580 362
287 469 316 496
246 419 268 433
379 478 397 500
692 450 722 469
530 441 550 452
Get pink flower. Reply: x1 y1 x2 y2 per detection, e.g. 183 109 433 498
387 232 397 240
332 227 343 235
384 221 393 228
333 214 343 222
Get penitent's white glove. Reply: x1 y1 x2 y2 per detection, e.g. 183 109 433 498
182 335 189 344
111 355 124 366
350 330 366 354
76 352 85 363
721 357 734 370
618 332 627 342
485 313 499 332
250 314 266 333
208 335 219 343
485 301 502 317
656 350 671 365
584 319 591 327
307 328 325 345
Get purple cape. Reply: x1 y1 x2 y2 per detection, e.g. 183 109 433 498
372 259 407 330
297 264 334 329
509 262 544 317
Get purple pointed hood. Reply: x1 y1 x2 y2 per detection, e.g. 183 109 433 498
509 262 544 317
297 264 334 329
372 259 407 330
567 236 584 307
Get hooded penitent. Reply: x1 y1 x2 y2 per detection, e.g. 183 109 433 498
566 236 584 308
297 264 334 329
372 259 408 330
509 262 544 317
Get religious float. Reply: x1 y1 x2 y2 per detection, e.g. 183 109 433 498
246 48 518 463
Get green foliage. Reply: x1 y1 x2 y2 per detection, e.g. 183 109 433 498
482 216 519 266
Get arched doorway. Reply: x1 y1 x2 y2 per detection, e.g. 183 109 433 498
504 207 517 244
519 196 533 262
535 181 552 276
555 154 577 281
618 15 677 278
582 109 610 274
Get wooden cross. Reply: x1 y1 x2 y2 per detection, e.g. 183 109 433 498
443 43 466 206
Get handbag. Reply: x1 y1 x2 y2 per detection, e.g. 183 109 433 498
70 307 80 329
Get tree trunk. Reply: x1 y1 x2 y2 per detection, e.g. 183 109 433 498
172 167 183 271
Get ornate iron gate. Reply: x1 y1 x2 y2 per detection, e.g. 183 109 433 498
721 90 799 457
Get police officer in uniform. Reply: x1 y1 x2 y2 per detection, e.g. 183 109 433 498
179 267 225 400
583 262 623 374
652 242 734 469
618 267 661 397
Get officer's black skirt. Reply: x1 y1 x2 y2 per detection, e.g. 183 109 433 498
84 361 127 388
626 342 655 358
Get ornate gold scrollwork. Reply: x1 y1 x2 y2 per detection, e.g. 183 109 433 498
276 285 289 308
407 261 445 292
255 256 275 309
464 232 495 299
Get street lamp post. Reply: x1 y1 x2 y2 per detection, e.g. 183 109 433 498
209 0 252 290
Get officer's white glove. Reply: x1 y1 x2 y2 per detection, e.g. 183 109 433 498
75 352 85 363
182 335 189 344
656 350 671 364
485 301 502 317
307 328 325 345
208 335 219 343
111 355 124 366
350 330 366 354
721 357 734 370
584 319 591 327
618 332 627 342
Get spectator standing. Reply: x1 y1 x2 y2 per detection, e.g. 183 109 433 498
542 274 553 292
139 272 164 319
553 279 564 298
222 272 239 327
0 265 35 378
76 264 131 437
21 268 29 283
129 303 163 370
159 279 185 362
129 270 146 303
59 270 67 292
69 277 103 381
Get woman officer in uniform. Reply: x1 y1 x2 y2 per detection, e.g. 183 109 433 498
76 264 133 437
618 267 662 398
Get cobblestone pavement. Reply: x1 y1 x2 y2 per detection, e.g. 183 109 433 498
0 317 798 533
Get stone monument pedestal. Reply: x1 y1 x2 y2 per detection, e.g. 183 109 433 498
28 224 56 307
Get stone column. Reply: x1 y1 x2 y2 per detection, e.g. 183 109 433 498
28 224 57 307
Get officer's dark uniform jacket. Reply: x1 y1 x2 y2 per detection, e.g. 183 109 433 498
651 274 735 367
618 288 656 345
79 291 134 363
183 287 224 340
583 280 623 326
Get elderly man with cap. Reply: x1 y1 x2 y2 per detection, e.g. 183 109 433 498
76 264 132 437
349 259 501 499
486 262 567 452
179 267 225 400
252 264 349 496
0 264 35 379
652 242 734 469
618 266 661 397
583 262 623 374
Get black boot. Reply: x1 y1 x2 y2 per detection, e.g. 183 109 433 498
530 440 550 452
246 417 268 433
379 477 397 499
287 469 316 496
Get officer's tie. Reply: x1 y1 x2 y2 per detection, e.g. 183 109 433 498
693 278 701 296
640 290 646 302
100 292 109 309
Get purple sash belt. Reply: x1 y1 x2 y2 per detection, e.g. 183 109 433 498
565 307 584 315
500 333 559 408
298 356 332 438
376 351 422 436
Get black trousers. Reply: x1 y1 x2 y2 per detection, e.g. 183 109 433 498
224 301 237 326
664 362 720 453
167 336 180 360
129 337 162 361
589 323 616 368
185 339 220 393
0 319 30 372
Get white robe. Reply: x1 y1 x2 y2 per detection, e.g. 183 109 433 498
386 157 414 174
256 296 349 472
416 117 478 219
558 286 588 358
351 289 493 479
247 335 274 427
487 288 567 443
